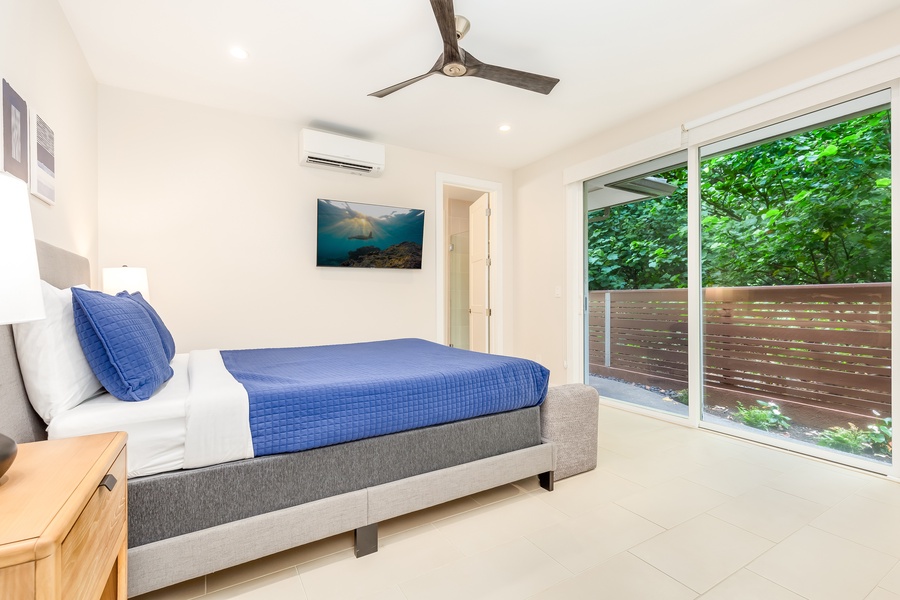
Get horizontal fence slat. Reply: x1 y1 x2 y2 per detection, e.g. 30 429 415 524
590 365 687 390
702 282 889 303
705 300 890 309
611 355 687 373
703 335 892 360
704 340 892 370
600 291 689 301
703 316 890 332
610 344 688 359
610 318 689 331
704 355 890 393
707 306 890 320
703 323 891 347
704 376 889 411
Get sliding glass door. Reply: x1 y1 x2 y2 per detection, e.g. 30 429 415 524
582 89 894 471
584 152 689 418
700 92 892 467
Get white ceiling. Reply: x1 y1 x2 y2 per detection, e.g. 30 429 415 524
57 0 899 170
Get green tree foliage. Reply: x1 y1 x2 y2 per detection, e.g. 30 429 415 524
587 109 891 290
587 167 688 290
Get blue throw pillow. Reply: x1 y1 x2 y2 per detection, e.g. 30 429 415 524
71 287 173 401
116 291 176 362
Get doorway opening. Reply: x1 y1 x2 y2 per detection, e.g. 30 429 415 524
443 184 491 352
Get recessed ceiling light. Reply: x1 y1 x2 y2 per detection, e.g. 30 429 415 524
498 124 511 132
230 46 249 60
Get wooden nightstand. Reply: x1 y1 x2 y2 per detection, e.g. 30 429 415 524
0 432 127 600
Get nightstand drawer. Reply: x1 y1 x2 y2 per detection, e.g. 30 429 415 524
60 447 127 600
0 562 34 597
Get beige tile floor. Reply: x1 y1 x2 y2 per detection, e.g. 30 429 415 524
134 404 900 600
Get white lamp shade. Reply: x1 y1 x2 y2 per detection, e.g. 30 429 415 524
103 267 150 300
0 174 44 325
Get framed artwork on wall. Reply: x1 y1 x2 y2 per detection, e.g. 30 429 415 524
2 79 28 183
316 199 425 269
30 113 55 205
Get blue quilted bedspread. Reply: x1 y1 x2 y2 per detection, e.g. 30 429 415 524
220 338 550 457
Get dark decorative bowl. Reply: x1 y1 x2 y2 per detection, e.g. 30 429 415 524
0 433 17 481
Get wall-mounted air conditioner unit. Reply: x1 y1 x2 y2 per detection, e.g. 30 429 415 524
300 129 385 177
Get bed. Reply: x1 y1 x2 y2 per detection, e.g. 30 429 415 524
0 242 593 597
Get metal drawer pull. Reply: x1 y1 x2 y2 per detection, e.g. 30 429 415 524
99 474 117 491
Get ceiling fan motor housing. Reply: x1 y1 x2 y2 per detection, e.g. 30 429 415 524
443 63 467 76
455 15 470 39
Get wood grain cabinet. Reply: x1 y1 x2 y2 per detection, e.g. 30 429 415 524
0 432 127 599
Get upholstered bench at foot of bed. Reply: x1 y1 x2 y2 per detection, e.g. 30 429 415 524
539 384 600 481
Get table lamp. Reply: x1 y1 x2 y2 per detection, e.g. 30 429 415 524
0 173 46 481
102 266 150 301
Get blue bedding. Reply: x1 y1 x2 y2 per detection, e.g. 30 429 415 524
220 338 550 457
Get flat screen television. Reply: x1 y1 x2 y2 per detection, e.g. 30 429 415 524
316 199 425 269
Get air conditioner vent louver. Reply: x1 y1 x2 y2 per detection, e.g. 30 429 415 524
300 129 385 177
305 156 373 173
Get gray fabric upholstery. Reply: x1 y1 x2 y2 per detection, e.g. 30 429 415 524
128 490 368 597
367 443 554 523
540 384 599 480
0 328 44 442
0 240 90 443
129 406 541 547
128 442 554 597
35 239 91 289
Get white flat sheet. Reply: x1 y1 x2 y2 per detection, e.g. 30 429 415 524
183 349 254 469
48 351 254 478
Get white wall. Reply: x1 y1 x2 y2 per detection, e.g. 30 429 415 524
98 86 513 352
512 8 900 386
0 0 98 275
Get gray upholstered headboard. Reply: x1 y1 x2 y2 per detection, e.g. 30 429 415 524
0 240 91 443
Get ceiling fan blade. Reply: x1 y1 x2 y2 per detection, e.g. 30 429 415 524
369 56 443 98
368 71 438 98
463 50 559 95
430 0 462 64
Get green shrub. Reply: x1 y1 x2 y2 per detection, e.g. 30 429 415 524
867 415 893 456
817 424 871 454
671 389 689 405
735 400 791 431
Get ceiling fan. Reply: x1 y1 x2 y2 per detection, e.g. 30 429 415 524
369 0 560 98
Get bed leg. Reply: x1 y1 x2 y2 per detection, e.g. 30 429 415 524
539 471 554 492
354 523 378 558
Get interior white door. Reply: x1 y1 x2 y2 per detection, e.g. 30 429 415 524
468 193 490 353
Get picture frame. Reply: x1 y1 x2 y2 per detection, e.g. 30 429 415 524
2 79 28 183
316 199 425 269
30 112 55 205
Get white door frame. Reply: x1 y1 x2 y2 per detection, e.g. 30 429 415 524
565 182 586 383
469 193 491 352
435 172 504 354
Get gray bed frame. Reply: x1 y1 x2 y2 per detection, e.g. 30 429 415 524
0 242 569 597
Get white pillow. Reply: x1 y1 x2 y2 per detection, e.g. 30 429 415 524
12 281 104 423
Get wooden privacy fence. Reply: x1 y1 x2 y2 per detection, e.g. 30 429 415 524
588 284 891 421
